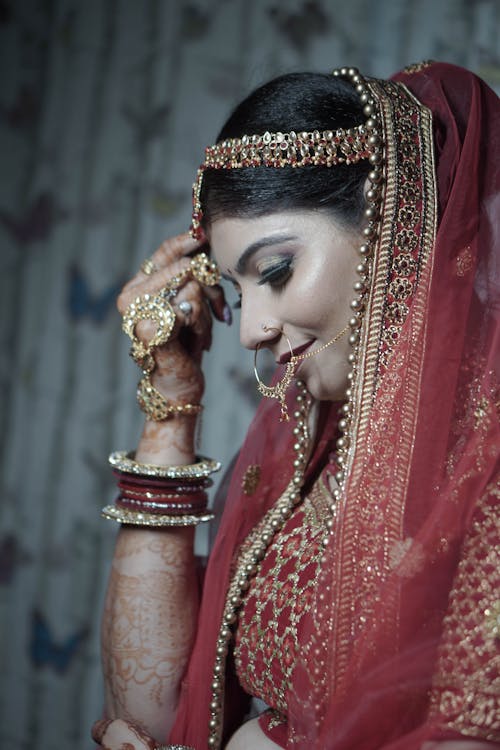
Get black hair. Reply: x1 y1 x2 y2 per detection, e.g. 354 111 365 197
200 72 370 230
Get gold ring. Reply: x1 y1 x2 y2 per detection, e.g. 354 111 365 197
141 257 158 275
190 252 221 286
122 291 176 372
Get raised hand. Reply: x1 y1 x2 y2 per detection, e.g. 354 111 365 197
117 231 226 408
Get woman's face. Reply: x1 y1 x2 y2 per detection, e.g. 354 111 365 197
209 210 362 402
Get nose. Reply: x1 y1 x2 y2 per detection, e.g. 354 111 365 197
238 292 280 351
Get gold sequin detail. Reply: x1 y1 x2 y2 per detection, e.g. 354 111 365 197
456 246 474 277
429 484 500 742
241 464 261 495
403 60 435 74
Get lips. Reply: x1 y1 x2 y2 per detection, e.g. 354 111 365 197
278 340 314 364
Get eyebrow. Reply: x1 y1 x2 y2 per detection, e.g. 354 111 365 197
221 233 298 280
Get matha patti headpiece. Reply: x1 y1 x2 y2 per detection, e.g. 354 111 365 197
190 68 378 239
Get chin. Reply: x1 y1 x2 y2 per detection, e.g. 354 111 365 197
299 374 345 403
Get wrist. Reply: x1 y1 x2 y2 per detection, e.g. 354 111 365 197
136 417 198 466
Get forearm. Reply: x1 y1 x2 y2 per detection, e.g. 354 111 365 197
101 418 200 741
102 525 198 741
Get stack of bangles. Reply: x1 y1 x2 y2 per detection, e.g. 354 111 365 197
102 451 220 527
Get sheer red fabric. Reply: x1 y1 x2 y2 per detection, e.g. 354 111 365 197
169 62 500 749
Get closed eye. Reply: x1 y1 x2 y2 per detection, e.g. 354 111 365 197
257 257 293 289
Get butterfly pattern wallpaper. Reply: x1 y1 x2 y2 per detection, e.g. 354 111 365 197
0 0 499 747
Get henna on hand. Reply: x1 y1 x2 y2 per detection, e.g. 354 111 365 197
117 232 226 408
92 717 158 750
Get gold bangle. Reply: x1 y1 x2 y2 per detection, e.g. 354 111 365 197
137 374 203 421
109 451 221 480
101 505 214 527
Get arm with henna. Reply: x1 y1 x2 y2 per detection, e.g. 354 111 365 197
101 419 200 742
96 233 227 746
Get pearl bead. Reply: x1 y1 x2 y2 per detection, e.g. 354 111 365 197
368 168 382 182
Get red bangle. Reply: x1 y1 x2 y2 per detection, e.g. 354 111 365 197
116 479 210 496
115 494 209 516
118 488 208 505
112 469 212 490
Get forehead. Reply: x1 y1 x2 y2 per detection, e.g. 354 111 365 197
209 210 353 270
210 211 325 257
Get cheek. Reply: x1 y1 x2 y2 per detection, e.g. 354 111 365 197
294 266 349 325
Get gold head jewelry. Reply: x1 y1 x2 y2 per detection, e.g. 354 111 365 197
191 125 372 239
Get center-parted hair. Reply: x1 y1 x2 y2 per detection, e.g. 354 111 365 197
200 73 371 230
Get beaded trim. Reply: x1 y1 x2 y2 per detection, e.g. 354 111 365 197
109 451 221 479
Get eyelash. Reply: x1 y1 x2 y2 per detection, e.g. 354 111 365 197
231 258 294 309
257 258 293 288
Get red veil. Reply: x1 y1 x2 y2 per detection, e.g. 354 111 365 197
170 63 500 749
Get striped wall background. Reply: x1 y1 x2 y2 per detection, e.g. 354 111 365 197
1 1 499 747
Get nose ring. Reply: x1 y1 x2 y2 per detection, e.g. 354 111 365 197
254 329 296 422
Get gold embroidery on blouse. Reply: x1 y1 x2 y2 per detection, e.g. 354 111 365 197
234 476 331 716
484 601 500 640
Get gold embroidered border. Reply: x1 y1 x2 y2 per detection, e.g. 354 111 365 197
332 78 438 692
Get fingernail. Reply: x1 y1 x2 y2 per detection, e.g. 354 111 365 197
223 303 232 326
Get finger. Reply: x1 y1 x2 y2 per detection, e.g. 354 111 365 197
203 283 228 322
140 232 207 279
91 719 113 744
173 283 213 354
117 257 193 315
91 718 157 750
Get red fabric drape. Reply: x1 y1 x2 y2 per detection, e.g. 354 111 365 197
170 62 500 749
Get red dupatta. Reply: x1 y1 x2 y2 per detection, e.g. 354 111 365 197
170 62 500 749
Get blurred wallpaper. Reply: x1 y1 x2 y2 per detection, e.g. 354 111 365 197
0 1 499 748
